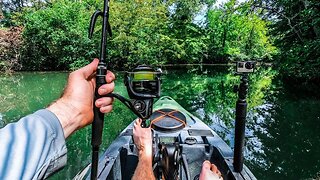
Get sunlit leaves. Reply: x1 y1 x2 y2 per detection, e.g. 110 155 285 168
19 0 97 70
207 1 277 61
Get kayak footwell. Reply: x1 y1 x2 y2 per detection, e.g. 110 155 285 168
74 96 256 180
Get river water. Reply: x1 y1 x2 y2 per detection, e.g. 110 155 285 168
0 66 319 180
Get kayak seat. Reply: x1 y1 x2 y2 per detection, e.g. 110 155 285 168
150 109 186 132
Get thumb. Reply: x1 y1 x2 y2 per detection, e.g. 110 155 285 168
202 160 212 170
79 59 99 79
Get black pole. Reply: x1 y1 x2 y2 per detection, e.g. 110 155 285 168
233 74 248 172
90 0 110 179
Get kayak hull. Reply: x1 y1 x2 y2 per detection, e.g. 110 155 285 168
74 96 256 180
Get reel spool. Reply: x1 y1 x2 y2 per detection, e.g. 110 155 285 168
106 65 161 127
124 65 161 126
125 65 161 98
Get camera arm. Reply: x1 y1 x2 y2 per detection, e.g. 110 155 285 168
233 74 249 172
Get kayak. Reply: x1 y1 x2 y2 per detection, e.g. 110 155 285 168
74 96 256 180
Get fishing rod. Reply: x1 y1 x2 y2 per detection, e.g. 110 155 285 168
88 0 112 179
88 1 161 178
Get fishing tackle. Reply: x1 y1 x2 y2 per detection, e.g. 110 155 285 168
88 0 161 178
88 0 112 179
106 65 161 127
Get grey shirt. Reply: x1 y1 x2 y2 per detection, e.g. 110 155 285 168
0 109 67 179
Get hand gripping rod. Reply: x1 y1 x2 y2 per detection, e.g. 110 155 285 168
88 0 112 179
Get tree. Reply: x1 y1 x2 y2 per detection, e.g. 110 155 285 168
108 0 172 68
207 0 277 62
18 0 97 70
251 0 320 81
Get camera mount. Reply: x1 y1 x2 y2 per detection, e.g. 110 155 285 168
233 73 249 172
236 61 255 74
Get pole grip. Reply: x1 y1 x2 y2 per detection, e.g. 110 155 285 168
91 67 107 146
91 65 107 180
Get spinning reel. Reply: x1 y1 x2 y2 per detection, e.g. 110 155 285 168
108 65 161 127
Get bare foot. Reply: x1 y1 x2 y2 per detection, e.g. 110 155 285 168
199 161 223 180
133 119 153 159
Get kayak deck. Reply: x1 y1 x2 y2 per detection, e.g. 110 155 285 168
74 96 256 180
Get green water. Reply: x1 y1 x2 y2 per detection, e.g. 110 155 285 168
0 66 319 180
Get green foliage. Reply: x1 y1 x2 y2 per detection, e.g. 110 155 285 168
108 0 171 68
270 0 320 81
18 0 97 70
3 0 318 83
207 0 277 62
247 0 320 81
7 0 280 71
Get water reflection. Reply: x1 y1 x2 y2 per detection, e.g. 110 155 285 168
0 72 68 122
1 67 319 180
247 86 320 179
162 65 320 179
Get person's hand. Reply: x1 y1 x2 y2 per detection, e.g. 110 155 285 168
133 119 153 159
47 59 115 138
199 161 223 180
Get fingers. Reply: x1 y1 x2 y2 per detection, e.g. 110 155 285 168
210 164 218 174
97 70 115 96
95 96 114 113
98 81 115 95
133 119 140 136
79 59 99 79
202 160 212 170
202 161 221 174
95 97 113 107
134 119 142 127
100 105 113 113
106 70 115 83
76 59 115 83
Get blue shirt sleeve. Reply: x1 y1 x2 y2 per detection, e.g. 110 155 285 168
0 109 67 180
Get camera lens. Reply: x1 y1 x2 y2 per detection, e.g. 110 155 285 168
245 62 254 69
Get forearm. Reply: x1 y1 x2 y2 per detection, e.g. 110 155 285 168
132 155 155 180
47 98 84 138
0 110 67 179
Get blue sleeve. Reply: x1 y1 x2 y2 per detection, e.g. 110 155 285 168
0 109 67 180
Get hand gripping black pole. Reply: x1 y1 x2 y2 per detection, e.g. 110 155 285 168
88 0 112 179
91 65 106 180
233 74 248 172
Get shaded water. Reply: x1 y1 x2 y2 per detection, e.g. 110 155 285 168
0 66 319 180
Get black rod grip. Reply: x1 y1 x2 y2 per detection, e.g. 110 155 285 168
91 68 107 146
91 148 99 180
91 65 107 180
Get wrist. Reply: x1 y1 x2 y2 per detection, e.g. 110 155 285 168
138 147 153 161
47 98 82 138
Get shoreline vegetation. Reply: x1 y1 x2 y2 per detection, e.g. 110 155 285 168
0 0 319 83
